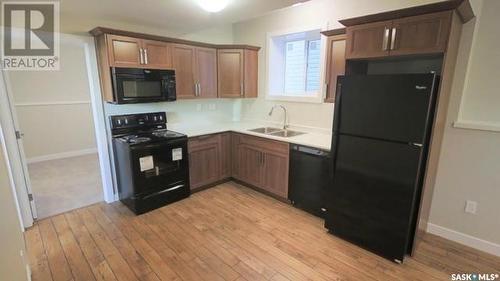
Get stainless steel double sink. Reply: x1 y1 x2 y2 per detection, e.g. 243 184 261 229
248 127 305 138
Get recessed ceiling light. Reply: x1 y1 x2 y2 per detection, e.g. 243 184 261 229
197 0 230 13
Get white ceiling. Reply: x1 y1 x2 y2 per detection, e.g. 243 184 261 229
60 0 305 35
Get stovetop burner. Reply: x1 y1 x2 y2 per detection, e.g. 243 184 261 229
120 135 152 144
152 129 185 139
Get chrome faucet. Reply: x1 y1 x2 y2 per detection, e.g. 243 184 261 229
268 105 288 130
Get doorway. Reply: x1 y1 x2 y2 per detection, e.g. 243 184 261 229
0 34 114 225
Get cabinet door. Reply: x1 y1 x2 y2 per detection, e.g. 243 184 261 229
238 145 264 187
106 35 142 67
218 49 244 98
142 40 172 69
172 44 196 99
243 50 258 98
188 137 220 190
195 47 218 98
324 35 346 103
220 132 232 180
231 134 242 179
263 152 289 198
345 21 392 59
389 11 451 56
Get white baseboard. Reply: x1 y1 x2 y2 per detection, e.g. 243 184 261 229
426 222 500 257
27 148 97 164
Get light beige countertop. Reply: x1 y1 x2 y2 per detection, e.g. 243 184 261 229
169 121 332 151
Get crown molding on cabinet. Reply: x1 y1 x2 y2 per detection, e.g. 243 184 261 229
338 0 474 27
320 27 346 37
89 27 261 51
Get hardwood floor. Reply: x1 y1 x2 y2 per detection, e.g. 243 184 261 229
25 181 500 281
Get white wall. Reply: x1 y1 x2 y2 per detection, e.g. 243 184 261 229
456 0 500 127
104 98 238 125
179 24 234 44
0 134 29 281
233 0 437 129
428 0 500 250
7 35 97 161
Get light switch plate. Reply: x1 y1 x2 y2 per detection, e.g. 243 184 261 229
465 200 477 214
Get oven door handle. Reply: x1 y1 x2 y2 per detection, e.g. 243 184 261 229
136 141 184 150
143 184 185 199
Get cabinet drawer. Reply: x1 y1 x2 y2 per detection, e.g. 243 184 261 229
188 134 220 150
236 133 288 155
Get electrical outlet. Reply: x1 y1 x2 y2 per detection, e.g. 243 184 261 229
465 200 477 214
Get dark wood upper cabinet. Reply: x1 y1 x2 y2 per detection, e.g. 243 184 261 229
107 35 142 67
243 50 258 98
142 39 172 69
218 49 258 98
107 35 172 68
345 20 392 59
91 28 260 102
389 11 451 56
195 47 218 98
173 45 218 99
218 49 244 98
324 34 346 103
172 44 196 99
345 11 452 60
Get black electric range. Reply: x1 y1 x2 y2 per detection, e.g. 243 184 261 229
110 112 190 214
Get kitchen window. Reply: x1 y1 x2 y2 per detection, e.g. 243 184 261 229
266 27 326 103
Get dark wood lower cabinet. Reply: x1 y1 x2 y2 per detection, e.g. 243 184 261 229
262 152 289 198
189 132 290 198
188 135 220 190
220 132 232 179
232 133 289 199
188 132 232 191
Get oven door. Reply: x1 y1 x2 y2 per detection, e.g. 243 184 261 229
112 68 174 104
129 139 189 196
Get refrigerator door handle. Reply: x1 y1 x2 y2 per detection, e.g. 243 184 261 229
410 143 423 147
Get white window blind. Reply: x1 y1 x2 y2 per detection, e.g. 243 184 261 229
267 28 323 102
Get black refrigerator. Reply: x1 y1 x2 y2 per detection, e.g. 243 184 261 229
325 73 439 263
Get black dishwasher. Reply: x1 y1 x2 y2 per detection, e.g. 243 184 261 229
289 144 331 218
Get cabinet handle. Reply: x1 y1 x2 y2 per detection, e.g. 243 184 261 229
390 27 397 50
139 48 144 64
198 83 201 97
240 83 244 97
382 27 390 51
144 49 148 64
194 83 198 96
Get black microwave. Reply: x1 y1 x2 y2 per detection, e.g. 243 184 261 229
111 67 176 104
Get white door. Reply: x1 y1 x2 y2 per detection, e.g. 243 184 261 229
0 70 37 227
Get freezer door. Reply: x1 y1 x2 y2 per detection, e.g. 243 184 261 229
336 74 438 144
325 134 424 262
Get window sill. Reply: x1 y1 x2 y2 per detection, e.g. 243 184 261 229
266 93 324 104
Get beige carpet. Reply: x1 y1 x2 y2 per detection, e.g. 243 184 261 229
27 153 104 219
